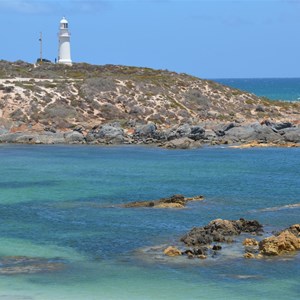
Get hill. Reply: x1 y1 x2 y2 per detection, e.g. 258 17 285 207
0 60 299 147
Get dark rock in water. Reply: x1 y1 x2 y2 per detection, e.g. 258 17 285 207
182 247 208 258
123 194 204 209
0 256 67 275
180 218 263 247
234 218 263 234
212 245 222 251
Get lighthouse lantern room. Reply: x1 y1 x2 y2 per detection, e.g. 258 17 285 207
58 17 72 65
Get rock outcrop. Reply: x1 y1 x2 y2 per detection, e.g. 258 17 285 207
123 194 204 209
161 218 263 260
180 218 263 247
162 221 300 261
259 224 300 256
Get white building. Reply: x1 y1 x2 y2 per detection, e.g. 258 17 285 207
58 17 72 65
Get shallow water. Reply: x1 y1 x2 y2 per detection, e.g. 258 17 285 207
0 145 299 299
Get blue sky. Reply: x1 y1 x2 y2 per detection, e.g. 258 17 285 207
0 0 299 78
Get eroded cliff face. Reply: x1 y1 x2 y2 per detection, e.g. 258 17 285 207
0 60 300 145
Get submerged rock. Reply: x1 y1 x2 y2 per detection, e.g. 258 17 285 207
244 252 256 259
0 256 67 275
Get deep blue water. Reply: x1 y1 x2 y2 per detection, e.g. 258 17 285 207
0 144 299 299
215 78 300 101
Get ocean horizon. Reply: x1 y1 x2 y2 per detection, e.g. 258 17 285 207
215 78 300 102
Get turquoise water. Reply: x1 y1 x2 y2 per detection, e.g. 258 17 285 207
215 78 300 101
0 144 299 299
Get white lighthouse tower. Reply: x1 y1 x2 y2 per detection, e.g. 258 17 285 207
58 17 72 65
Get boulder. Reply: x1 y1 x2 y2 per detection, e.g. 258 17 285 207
224 124 257 142
0 132 27 143
163 246 182 257
165 124 191 141
134 123 157 138
203 128 217 141
176 123 192 137
225 123 283 143
162 137 201 149
282 127 300 143
189 125 205 140
214 122 236 137
259 224 300 256
88 123 125 144
64 131 85 143
271 121 293 131
251 125 283 143
36 132 66 144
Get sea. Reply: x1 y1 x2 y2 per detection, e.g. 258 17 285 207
215 78 300 102
0 79 299 299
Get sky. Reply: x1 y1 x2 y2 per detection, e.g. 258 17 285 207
0 0 300 78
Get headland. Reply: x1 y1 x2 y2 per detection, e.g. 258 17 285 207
1 60 299 148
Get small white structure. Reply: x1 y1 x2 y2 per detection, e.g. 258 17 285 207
58 17 72 65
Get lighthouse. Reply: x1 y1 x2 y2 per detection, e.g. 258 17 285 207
58 17 72 65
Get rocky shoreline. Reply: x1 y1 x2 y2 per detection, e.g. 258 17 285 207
1 120 300 149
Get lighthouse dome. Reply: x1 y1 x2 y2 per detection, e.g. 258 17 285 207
60 17 68 24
